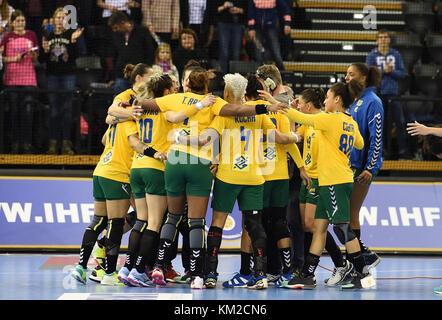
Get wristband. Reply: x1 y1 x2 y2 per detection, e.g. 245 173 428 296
195 102 203 110
255 104 268 114
143 146 158 158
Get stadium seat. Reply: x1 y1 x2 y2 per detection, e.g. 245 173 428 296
280 71 304 95
401 1 436 38
398 73 411 96
391 33 423 72
426 34 442 64
413 63 441 97
76 68 103 92
229 61 260 75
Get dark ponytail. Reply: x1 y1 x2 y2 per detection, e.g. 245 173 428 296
351 62 381 88
330 80 364 109
123 63 152 85
300 88 325 109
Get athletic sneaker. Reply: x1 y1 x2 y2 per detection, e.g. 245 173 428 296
433 285 442 295
341 272 376 290
101 271 125 286
117 266 131 285
166 264 180 283
89 266 105 283
204 272 218 289
266 273 281 286
190 276 206 289
247 275 268 290
127 268 153 287
284 272 316 289
174 270 191 284
151 267 167 286
92 242 106 268
222 272 253 288
325 260 355 286
71 264 87 284
363 249 381 273
276 271 293 288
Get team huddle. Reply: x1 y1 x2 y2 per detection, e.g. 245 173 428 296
70 60 384 290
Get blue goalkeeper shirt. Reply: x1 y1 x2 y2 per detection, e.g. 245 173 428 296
366 47 405 96
349 87 384 175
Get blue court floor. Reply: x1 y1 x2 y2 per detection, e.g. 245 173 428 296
0 253 441 301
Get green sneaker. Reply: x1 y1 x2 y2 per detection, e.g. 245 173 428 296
71 264 87 284
101 271 125 286
92 243 106 268
89 266 105 283
174 271 192 284
433 285 442 295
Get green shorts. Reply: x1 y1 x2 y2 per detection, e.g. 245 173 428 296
263 179 289 208
314 183 353 224
130 168 166 198
211 178 264 213
299 178 319 205
164 150 213 198
353 168 377 184
93 175 131 201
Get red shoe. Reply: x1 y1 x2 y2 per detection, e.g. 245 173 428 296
166 264 181 283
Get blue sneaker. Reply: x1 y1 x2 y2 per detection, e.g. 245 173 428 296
117 266 131 285
222 273 253 288
204 272 218 289
247 275 268 290
276 271 293 288
127 269 153 287
71 264 87 284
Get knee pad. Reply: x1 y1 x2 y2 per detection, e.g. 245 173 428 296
106 218 125 256
333 223 356 245
132 219 147 233
188 218 206 249
87 215 108 234
243 210 267 247
271 207 290 241
125 210 137 228
160 212 183 242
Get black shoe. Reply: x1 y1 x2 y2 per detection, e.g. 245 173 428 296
362 249 381 273
285 271 316 289
341 272 376 290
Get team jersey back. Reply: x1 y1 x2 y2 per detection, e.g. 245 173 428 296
253 101 290 181
155 92 227 161
298 122 319 179
131 110 172 171
209 110 276 186
114 88 135 103
93 120 138 183
312 112 364 186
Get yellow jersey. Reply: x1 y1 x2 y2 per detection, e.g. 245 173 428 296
93 120 138 183
131 109 173 171
209 111 276 186
284 109 364 186
298 123 319 179
113 88 135 103
155 92 228 161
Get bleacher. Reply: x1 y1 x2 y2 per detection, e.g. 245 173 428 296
0 0 441 173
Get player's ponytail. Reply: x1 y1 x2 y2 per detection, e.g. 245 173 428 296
300 88 325 109
351 62 381 88
330 80 364 109
124 63 152 85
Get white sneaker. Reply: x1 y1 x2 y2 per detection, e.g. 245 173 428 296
190 276 206 289
326 260 354 286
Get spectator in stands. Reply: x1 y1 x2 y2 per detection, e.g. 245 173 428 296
247 0 292 71
180 0 214 56
97 0 140 25
213 0 247 74
152 42 180 87
0 9 38 154
141 0 179 47
366 29 411 160
172 28 201 78
0 0 15 73
41 7 84 155
107 10 156 93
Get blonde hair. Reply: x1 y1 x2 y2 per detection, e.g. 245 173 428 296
223 73 248 100
154 43 174 65
134 73 173 99
257 64 282 87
